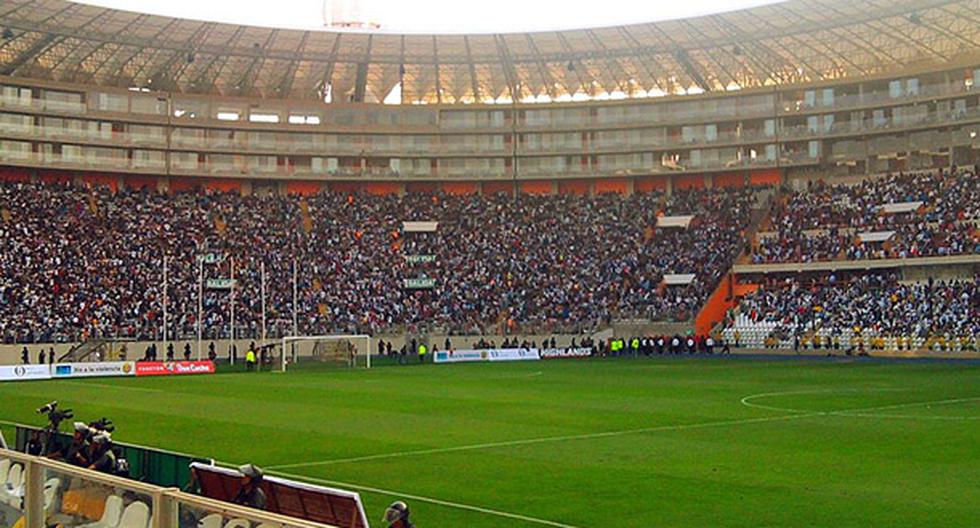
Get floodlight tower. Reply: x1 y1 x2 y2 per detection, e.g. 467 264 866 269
323 0 381 29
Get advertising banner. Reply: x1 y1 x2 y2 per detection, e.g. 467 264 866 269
135 361 216 377
52 361 136 378
403 277 436 289
540 347 593 359
486 348 541 362
433 348 540 364
0 364 52 381
433 350 488 364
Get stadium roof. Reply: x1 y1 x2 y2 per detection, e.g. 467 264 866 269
1 0 978 105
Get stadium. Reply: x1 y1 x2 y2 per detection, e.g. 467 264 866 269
0 0 978 526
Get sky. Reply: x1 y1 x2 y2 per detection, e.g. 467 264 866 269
71 0 784 33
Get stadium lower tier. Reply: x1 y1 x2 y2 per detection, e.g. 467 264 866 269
722 272 980 352
0 180 757 343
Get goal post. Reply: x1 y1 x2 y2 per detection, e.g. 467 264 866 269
279 335 372 372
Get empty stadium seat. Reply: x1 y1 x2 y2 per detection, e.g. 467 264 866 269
197 513 224 528
78 495 123 528
116 501 150 528
223 518 251 528
0 459 9 485
2 463 23 507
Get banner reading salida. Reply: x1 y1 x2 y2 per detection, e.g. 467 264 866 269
135 361 216 377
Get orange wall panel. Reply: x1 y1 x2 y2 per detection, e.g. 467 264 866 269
483 182 514 195
285 181 322 196
749 169 782 186
634 176 667 193
123 176 158 191
520 180 553 195
442 182 480 195
558 179 591 195
363 182 401 196
169 177 200 193
733 283 761 297
406 182 438 194
594 178 627 195
328 182 360 194
713 172 745 188
38 170 73 185
0 167 32 182
695 274 735 336
80 174 119 192
206 179 242 193
675 174 706 190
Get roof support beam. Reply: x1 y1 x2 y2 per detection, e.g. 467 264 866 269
463 36 481 103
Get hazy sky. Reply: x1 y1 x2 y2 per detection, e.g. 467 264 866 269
72 0 784 33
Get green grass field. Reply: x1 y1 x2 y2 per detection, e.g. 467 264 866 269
2 357 979 527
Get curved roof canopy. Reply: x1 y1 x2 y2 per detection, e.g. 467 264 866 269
1 0 978 104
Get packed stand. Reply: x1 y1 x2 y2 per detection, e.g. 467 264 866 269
751 169 980 263
0 181 759 343
722 272 980 352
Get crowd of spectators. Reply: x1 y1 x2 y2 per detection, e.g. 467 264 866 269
0 180 757 344
750 169 980 263
727 272 980 343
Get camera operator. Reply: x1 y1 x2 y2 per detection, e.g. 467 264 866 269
233 464 267 510
85 432 117 473
48 422 91 466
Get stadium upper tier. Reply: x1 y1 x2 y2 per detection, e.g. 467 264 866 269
1 0 979 103
0 0 979 186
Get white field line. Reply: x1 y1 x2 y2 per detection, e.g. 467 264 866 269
267 471 585 528
267 412 813 470
272 392 980 472
741 389 980 419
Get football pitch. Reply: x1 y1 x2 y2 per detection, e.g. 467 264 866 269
2 357 979 527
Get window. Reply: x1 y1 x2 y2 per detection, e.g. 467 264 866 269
249 113 280 123
288 114 321 125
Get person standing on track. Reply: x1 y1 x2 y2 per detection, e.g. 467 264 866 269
245 347 257 371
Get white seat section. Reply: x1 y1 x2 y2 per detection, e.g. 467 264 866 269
198 513 224 528
0 459 10 484
4 463 21 490
117 501 151 528
78 495 124 528
2 463 23 507
224 518 251 528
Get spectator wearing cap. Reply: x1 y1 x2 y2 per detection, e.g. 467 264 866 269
234 464 267 510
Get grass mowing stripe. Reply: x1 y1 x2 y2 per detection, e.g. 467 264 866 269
271 394 980 471
266 413 814 470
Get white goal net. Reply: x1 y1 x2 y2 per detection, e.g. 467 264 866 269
279 335 371 372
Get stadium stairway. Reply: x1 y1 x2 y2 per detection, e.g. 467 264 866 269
58 339 110 363
695 188 776 335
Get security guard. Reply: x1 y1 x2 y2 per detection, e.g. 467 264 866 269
417 343 427 364
245 348 257 371
86 432 117 474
